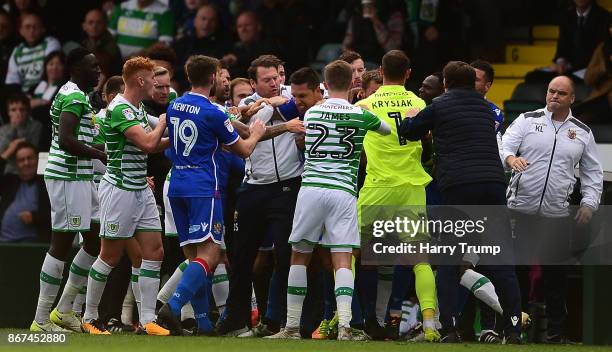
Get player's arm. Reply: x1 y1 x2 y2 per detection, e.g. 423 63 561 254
59 111 106 162
124 114 167 153
261 118 305 141
226 120 266 158
238 99 269 123
399 105 435 141
375 120 391 135
362 109 391 136
151 138 170 153
230 120 250 139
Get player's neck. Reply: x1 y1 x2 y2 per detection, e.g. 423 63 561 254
71 77 90 93
191 86 211 98
122 89 143 107
382 79 405 86
327 91 349 101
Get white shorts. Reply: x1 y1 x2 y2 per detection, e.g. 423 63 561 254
288 186 359 252
98 180 162 239
45 179 100 232
163 180 177 236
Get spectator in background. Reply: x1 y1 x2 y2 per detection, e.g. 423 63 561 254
553 0 609 75
29 51 67 151
5 12 60 93
173 4 232 88
174 0 206 38
0 9 17 84
82 8 123 77
254 0 313 72
0 93 42 173
576 19 612 123
230 77 253 107
0 141 50 243
223 11 279 78
342 0 404 64
339 50 366 103
146 43 179 93
4 0 41 20
108 0 175 58
30 51 67 109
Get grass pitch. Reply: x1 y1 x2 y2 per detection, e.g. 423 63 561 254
1 329 611 352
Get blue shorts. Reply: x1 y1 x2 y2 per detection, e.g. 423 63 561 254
169 196 224 247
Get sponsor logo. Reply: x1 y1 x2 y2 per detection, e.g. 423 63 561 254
189 224 201 233
511 316 519 326
567 129 576 140
213 221 223 235
106 221 119 235
69 215 81 228
224 119 234 133
122 108 135 121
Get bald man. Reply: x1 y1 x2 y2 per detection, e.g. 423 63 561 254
502 75 603 343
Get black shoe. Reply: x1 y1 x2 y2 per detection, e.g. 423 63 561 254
106 318 135 333
384 315 401 340
197 329 218 337
181 318 197 331
215 315 249 337
441 330 462 343
364 318 386 340
479 330 501 344
504 332 522 345
157 304 183 336
545 334 575 344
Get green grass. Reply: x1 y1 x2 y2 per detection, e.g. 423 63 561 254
0 329 611 352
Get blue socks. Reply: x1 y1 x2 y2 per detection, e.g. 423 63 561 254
168 258 211 324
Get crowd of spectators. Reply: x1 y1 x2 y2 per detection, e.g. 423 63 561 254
0 0 609 245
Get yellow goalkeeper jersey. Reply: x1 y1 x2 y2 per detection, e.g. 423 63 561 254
356 85 431 188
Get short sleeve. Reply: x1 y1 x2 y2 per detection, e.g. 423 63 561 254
362 109 382 131
110 106 141 133
93 113 106 144
211 110 239 145
62 93 86 117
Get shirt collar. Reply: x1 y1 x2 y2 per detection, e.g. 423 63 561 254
187 91 210 101
577 5 591 17
544 106 574 123
325 97 351 105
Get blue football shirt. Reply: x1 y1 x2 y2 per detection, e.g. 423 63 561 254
167 92 239 198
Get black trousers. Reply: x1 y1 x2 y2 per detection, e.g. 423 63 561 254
511 211 572 337
436 182 521 335
225 177 300 327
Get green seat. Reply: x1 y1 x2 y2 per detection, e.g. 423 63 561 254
503 100 543 130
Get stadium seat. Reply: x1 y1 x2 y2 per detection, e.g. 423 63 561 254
510 82 548 102
505 45 556 64
532 25 559 41
310 43 343 76
493 64 542 79
599 0 612 11
503 100 543 127
315 43 343 64
487 79 522 111
574 83 592 103
533 40 557 46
